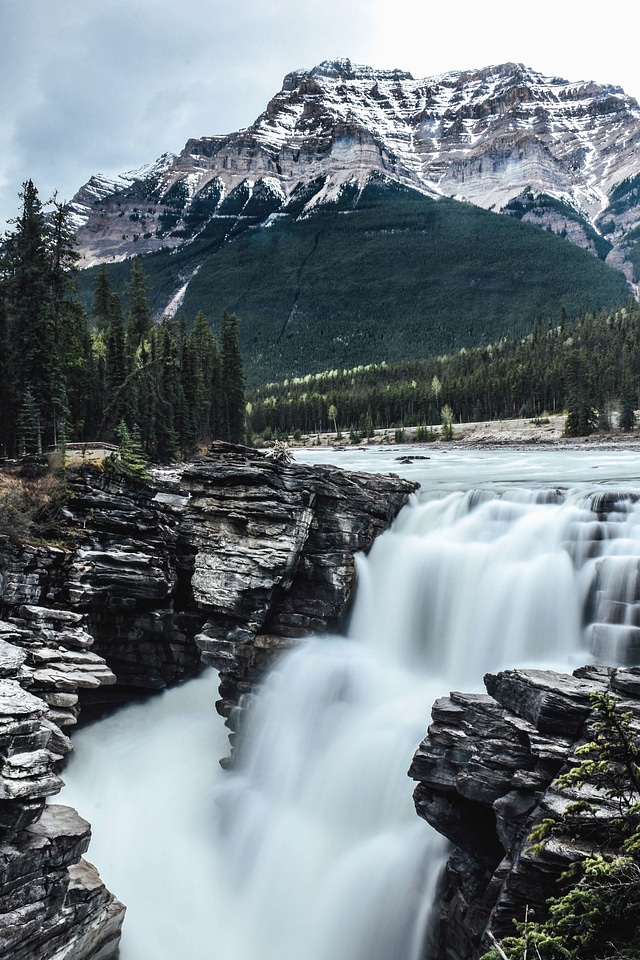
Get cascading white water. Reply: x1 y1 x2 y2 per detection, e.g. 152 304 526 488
59 450 640 959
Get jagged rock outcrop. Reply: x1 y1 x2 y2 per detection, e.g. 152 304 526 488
0 640 124 960
2 444 415 719
0 474 205 720
180 443 417 734
409 664 640 960
60 468 206 716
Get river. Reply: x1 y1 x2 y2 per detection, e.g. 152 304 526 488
59 447 640 959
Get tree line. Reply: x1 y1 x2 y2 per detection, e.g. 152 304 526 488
0 181 246 462
247 301 640 439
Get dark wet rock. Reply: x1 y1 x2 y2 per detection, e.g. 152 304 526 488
0 444 414 957
181 444 416 731
409 665 640 960
2 447 415 720
0 634 124 959
0 804 125 960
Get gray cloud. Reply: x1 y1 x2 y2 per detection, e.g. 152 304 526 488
2 0 638 231
0 0 375 227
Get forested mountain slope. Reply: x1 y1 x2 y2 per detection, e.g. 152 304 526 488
77 180 629 386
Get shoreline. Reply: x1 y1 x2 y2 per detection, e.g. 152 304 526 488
259 414 640 453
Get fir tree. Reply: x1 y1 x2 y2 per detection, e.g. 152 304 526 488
483 692 640 960
48 199 88 445
16 389 42 456
152 318 181 461
185 310 222 447
219 310 245 444
92 263 113 331
125 256 152 347
103 292 129 434
0 182 91 453
104 419 149 479
2 180 54 450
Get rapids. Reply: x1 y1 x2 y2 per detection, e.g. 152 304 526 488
60 448 640 959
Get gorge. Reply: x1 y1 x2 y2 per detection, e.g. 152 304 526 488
3 445 640 958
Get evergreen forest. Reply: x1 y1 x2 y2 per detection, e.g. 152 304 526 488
76 179 630 388
0 181 246 463
2 179 640 464
247 301 640 439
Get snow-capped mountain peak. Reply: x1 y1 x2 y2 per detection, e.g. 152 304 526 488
71 60 640 284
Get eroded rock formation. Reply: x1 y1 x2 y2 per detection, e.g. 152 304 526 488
409 664 640 960
0 626 124 960
181 444 417 737
0 443 416 957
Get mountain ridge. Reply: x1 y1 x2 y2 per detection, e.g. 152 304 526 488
71 58 640 295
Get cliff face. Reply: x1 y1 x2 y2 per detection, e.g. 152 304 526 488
0 444 416 957
181 445 418 741
0 617 124 960
409 664 640 960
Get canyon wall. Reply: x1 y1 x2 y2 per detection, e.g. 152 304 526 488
0 444 416 958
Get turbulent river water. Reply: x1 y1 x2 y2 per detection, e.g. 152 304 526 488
59 448 640 960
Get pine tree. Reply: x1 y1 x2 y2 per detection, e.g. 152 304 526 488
185 311 222 447
16 389 42 456
0 182 91 454
483 692 640 960
48 198 88 445
125 256 152 347
0 285 10 457
92 263 113 331
152 318 181 461
564 348 598 437
219 310 245 444
2 181 55 451
103 292 129 434
104 419 149 479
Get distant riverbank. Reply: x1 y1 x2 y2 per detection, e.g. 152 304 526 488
258 414 640 451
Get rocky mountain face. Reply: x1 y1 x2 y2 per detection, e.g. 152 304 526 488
0 445 415 957
409 664 640 960
71 59 640 290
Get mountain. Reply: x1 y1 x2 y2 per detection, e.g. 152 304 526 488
70 60 638 384
71 59 640 281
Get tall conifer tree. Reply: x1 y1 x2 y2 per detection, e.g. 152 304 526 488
219 311 245 444
2 181 54 449
125 257 152 347
92 263 113 331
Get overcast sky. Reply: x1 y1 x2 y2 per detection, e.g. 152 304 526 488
1 0 638 231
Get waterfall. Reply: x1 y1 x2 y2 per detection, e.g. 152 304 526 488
60 450 640 959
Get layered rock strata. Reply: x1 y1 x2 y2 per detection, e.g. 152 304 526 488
180 444 417 737
3 445 416 721
0 444 414 957
72 60 640 277
409 665 640 960
59 468 205 717
0 638 124 960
